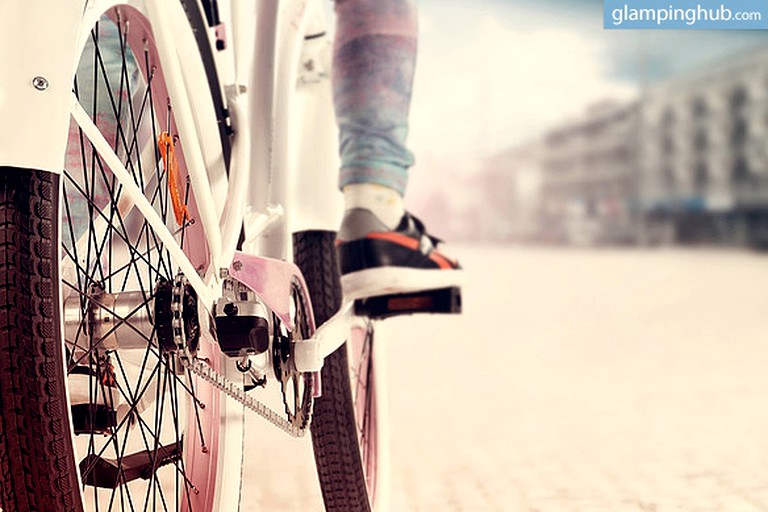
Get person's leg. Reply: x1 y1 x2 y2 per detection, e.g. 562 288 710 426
333 0 463 299
333 0 418 229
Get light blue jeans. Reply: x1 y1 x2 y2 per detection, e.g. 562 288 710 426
73 8 419 197
333 0 418 196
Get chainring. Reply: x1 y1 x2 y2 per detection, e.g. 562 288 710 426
272 282 314 430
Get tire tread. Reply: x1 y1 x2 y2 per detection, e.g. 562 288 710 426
293 230 372 512
0 168 82 512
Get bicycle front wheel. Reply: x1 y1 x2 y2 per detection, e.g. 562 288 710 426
0 3 242 511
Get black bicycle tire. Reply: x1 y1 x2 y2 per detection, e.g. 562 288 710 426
293 230 373 512
0 167 83 512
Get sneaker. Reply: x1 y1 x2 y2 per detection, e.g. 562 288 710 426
337 209 465 300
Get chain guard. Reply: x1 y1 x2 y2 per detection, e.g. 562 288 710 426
178 276 314 436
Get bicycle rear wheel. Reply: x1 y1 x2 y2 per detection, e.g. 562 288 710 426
293 231 384 512
0 3 242 511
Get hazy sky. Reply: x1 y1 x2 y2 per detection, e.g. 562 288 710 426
408 0 768 160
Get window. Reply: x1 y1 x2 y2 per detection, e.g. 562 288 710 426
731 119 748 146
694 129 708 151
730 86 748 111
732 156 751 184
662 166 676 189
692 97 708 118
661 107 675 126
662 135 675 155
694 162 708 192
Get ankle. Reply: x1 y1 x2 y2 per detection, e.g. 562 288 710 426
342 184 404 229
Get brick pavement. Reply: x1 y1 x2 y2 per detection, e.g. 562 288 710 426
243 247 768 511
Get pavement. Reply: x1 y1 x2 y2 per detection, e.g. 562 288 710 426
242 246 768 511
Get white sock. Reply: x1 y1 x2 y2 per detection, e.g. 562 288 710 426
343 184 405 229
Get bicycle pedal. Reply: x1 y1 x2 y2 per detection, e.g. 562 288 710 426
80 440 181 488
354 287 462 320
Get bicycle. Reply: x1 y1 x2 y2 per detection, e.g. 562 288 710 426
0 0 461 510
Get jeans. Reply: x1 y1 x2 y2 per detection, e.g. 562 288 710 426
333 0 418 196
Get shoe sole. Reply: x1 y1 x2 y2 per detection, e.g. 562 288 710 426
341 267 466 301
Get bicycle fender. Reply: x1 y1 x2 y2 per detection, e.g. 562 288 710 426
0 0 85 172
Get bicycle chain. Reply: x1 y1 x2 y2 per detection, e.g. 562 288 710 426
172 274 311 438
180 356 310 438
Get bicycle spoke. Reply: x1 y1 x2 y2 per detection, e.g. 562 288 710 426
170 368 195 506
185 368 208 453
63 169 167 284
58 8 232 509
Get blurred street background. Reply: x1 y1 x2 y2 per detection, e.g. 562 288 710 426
242 1 768 510
406 1 768 250
244 246 768 511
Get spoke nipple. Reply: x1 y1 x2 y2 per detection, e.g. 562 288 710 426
193 487 201 495
199 401 206 409
201 445 209 454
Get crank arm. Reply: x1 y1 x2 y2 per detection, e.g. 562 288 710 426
293 300 355 373
293 287 463 372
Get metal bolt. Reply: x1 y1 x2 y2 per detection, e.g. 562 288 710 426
232 261 243 272
32 76 49 91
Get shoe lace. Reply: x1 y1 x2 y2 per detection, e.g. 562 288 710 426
406 213 443 246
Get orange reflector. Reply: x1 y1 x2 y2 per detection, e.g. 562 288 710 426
386 296 435 312
158 132 189 226
100 361 116 387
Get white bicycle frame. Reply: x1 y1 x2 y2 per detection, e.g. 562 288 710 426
0 0 388 507
0 0 341 288
0 0 352 355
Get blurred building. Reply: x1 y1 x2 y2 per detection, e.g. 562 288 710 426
638 46 768 245
482 141 542 242
488 44 768 246
539 101 638 245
